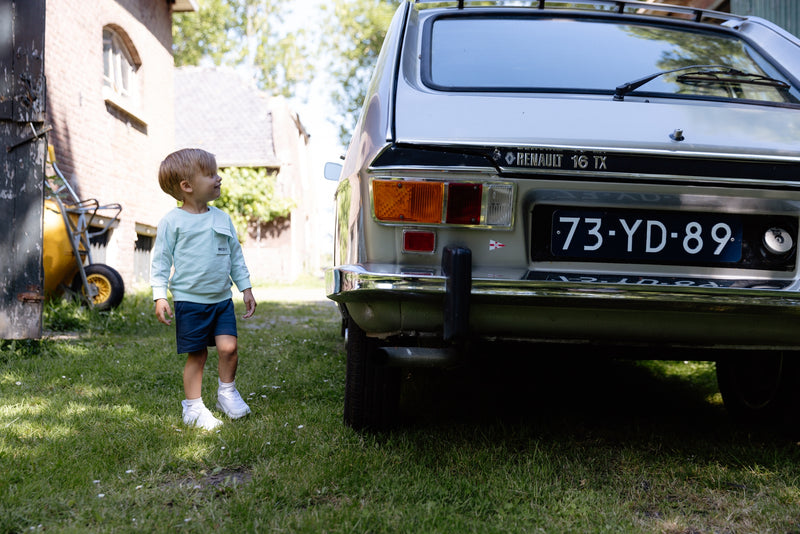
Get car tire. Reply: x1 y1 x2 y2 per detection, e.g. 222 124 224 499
716 351 800 430
343 317 400 431
71 263 125 311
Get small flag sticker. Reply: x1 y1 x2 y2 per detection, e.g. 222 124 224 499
489 240 505 251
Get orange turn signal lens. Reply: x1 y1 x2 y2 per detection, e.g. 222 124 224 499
373 180 444 223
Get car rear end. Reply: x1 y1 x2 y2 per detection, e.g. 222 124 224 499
326 0 800 430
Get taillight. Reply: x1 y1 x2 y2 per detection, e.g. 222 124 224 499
445 183 482 224
403 229 436 253
372 179 514 227
372 180 443 223
486 183 514 226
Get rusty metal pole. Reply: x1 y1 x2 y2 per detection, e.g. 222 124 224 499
0 0 47 340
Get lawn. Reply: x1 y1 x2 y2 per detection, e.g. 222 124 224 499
2 280 800 533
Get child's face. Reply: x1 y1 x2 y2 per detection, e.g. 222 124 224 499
185 170 221 203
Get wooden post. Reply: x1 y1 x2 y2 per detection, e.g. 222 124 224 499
0 0 46 340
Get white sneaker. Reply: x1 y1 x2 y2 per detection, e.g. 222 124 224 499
182 400 223 431
216 387 251 419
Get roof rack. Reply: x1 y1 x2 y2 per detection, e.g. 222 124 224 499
413 0 746 25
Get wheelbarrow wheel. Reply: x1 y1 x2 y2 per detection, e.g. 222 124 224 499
71 263 125 311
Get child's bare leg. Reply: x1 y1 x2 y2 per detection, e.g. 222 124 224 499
216 335 238 383
181 348 222 430
183 349 208 400
215 335 250 418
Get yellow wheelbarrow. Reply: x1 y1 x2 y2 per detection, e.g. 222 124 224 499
43 145 125 310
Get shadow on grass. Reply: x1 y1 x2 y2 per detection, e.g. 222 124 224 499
396 342 738 442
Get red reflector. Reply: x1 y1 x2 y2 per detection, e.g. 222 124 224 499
446 183 482 224
403 230 435 253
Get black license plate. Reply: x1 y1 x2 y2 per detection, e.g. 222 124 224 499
551 208 743 264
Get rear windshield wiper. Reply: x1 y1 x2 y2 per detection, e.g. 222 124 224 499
612 64 782 101
675 68 790 89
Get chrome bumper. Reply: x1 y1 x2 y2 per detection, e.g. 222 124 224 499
326 264 800 309
326 253 800 350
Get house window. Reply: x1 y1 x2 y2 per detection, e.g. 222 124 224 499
103 26 141 114
134 225 156 285
87 224 111 264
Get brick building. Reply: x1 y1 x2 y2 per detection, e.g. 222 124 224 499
44 0 195 290
43 0 324 292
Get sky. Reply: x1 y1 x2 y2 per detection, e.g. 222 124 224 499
283 0 346 162
281 0 347 249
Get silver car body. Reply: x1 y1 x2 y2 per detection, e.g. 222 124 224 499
328 0 800 355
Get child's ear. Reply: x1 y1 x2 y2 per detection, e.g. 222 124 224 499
179 179 193 194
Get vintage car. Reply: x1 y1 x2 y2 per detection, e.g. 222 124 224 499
325 0 800 431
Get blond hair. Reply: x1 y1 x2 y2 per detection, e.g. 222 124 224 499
158 148 217 201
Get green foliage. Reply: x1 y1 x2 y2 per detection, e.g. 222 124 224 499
42 291 155 336
43 296 89 331
172 0 236 66
322 0 397 145
213 167 295 240
172 0 312 97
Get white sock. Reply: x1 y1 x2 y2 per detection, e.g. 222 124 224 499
183 397 204 409
218 379 235 392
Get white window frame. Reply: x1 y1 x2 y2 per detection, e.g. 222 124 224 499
103 27 145 123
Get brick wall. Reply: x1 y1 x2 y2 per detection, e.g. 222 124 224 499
45 0 177 291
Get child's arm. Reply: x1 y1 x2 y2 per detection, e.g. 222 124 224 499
151 215 176 325
154 298 173 325
241 287 256 319
222 209 255 318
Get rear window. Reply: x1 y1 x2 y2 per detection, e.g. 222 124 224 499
423 16 800 105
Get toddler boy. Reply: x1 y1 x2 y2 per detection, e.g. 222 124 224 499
151 148 256 430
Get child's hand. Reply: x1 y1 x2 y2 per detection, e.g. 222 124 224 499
154 298 173 325
242 288 256 319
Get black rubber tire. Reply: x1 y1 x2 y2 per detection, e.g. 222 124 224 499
716 351 800 430
71 263 125 311
343 317 400 431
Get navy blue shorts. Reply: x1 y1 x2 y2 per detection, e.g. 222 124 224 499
174 299 237 354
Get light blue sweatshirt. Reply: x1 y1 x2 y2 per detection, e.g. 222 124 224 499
150 206 251 304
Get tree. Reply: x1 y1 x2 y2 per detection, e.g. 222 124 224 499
213 167 294 241
321 0 397 146
172 0 312 97
171 0 235 66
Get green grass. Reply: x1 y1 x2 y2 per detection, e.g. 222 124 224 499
2 282 800 533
